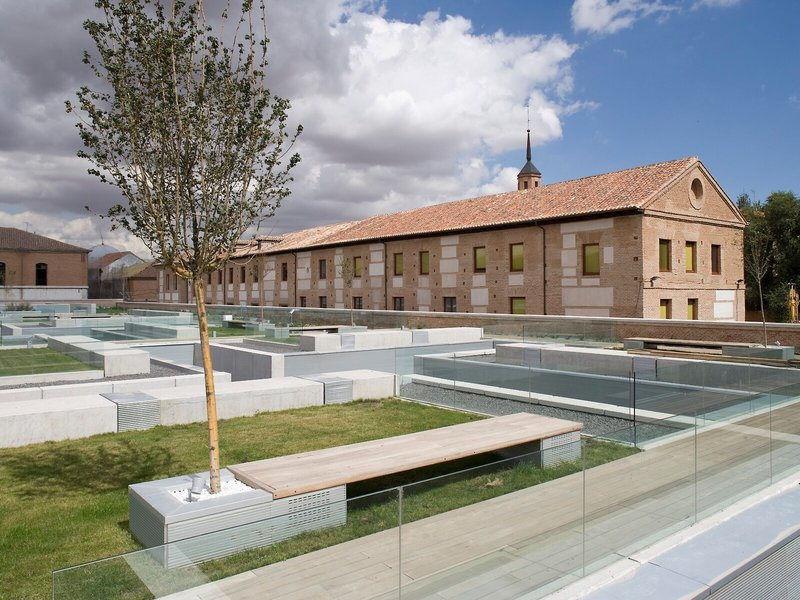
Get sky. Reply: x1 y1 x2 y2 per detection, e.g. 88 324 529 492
0 0 797 257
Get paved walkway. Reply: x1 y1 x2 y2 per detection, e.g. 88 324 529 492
158 402 800 600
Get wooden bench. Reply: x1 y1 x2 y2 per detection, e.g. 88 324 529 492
229 413 582 499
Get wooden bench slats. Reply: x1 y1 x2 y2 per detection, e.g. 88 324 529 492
229 413 582 499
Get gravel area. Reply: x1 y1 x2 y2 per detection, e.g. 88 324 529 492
400 382 687 444
0 361 196 390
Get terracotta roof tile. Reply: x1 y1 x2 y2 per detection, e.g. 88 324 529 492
0 227 89 253
254 157 699 254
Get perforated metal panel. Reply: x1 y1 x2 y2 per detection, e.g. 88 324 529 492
541 431 581 467
302 375 353 404
706 531 800 600
102 392 160 432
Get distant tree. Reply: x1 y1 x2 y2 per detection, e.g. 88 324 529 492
67 0 301 492
338 256 355 326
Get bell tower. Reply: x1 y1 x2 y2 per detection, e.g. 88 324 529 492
517 128 542 191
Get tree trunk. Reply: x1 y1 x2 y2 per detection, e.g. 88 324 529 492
758 278 768 348
194 279 221 493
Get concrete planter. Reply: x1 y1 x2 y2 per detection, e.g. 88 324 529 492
129 469 346 568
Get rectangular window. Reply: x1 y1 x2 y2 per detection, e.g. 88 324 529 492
319 296 327 308
281 262 288 282
419 251 430 275
393 297 405 311
228 267 234 283
318 259 327 279
474 246 486 272
688 298 698 320
240 266 246 281
299 296 306 307
510 243 524 272
353 296 363 310
217 271 222 284
711 244 721 275
510 297 526 314
583 243 600 276
443 297 457 312
660 299 672 319
35 263 47 286
206 273 211 284
659 239 671 272
685 241 697 273
394 253 404 276
353 256 363 277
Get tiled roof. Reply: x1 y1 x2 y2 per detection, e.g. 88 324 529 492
254 157 700 254
95 251 136 269
0 227 89 253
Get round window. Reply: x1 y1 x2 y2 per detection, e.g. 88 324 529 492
689 178 704 209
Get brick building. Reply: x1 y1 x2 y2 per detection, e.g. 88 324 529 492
0 227 89 302
159 142 746 320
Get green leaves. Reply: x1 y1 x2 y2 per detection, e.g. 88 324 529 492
69 0 301 280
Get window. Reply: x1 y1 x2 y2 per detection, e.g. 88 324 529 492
419 251 430 275
510 297 526 314
353 256 363 277
35 263 47 286
217 271 223 284
685 241 697 273
228 267 234 282
394 253 404 276
711 244 721 275
0 262 5 285
659 239 671 272
206 273 212 284
443 297 457 312
299 296 307 307
393 296 405 311
281 262 288 282
659 299 672 319
474 246 486 272
688 298 698 320
510 243 524 272
253 267 259 283
319 296 327 308
318 259 327 279
240 266 246 281
583 243 600 276
353 296 363 309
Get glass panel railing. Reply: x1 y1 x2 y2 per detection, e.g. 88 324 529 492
53 488 400 599
398 444 585 599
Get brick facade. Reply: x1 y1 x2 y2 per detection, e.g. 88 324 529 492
159 158 746 321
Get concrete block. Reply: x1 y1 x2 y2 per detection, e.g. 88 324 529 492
333 369 395 400
0 395 117 447
0 388 43 402
102 348 151 376
348 330 413 350
722 345 795 360
299 333 341 352
195 343 284 381
413 327 483 345
41 381 112 399
158 377 324 426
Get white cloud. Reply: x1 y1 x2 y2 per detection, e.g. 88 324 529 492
571 0 677 35
694 0 741 7
0 1 589 252
264 1 583 234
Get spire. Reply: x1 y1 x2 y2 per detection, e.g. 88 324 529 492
517 124 541 191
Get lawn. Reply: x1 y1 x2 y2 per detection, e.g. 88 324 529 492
1 400 637 599
0 347 95 377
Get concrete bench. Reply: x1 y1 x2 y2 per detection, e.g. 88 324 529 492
230 412 583 499
44 335 150 376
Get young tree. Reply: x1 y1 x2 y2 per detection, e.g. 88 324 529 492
741 211 772 347
338 256 355 326
67 0 301 492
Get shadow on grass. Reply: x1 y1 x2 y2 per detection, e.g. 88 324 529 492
3 439 182 498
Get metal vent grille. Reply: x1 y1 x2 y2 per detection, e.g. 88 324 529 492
302 375 353 404
541 431 581 467
102 392 160 432
706 529 800 600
